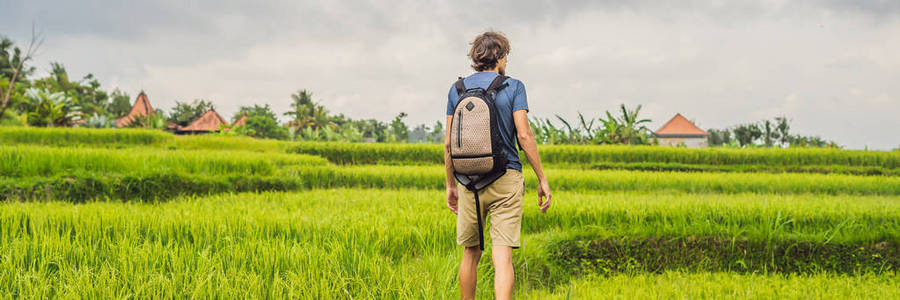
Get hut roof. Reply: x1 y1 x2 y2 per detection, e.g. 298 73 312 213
654 113 708 137
115 92 154 127
176 110 227 133
232 114 248 127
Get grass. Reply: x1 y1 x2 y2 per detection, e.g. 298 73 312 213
1 189 897 298
288 141 900 169
2 128 898 298
0 127 172 146
4 165 898 203
1 145 327 177
523 272 900 299
587 161 899 176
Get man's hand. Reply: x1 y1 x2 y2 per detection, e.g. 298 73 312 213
446 186 459 214
538 180 551 213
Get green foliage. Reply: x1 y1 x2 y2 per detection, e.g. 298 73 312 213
284 89 335 134
389 112 409 142
588 161 900 176
529 272 899 299
531 104 653 145
23 88 81 127
1 190 897 297
1 128 898 297
31 62 111 118
550 237 897 275
81 113 114 128
711 116 840 149
409 121 443 143
230 104 289 140
708 128 733 146
0 127 172 145
168 99 215 126
1 145 326 178
124 109 168 129
733 122 763 147
0 37 37 81
107 88 131 117
289 141 900 169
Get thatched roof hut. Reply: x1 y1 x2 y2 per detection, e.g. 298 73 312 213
114 92 154 128
175 110 227 134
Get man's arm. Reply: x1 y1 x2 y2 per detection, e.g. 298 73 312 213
513 110 551 213
444 114 458 214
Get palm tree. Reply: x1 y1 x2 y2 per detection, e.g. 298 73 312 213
284 89 336 134
774 116 791 147
761 119 781 147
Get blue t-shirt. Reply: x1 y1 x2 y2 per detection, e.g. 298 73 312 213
447 71 528 171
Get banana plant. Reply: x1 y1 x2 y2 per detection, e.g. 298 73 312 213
24 88 81 127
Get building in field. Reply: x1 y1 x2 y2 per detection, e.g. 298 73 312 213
114 91 154 128
231 114 247 127
174 110 227 134
654 113 709 148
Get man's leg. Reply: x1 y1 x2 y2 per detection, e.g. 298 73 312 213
460 246 482 300
492 245 514 299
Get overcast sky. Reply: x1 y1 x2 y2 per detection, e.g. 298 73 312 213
2 0 898 149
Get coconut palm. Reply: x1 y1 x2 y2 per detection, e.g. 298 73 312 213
761 119 780 147
775 116 791 147
284 89 336 134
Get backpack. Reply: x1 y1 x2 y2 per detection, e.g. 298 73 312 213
449 74 510 250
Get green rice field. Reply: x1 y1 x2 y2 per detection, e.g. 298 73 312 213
1 127 898 298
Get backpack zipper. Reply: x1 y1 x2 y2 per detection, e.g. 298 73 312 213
457 110 462 147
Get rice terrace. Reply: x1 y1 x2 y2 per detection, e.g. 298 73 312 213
0 127 898 298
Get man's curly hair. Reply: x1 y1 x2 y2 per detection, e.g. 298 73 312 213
468 31 510 72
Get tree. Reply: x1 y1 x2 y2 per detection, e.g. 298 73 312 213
761 119 780 147
428 121 444 143
168 99 215 126
32 62 110 118
1 28 43 119
284 89 335 134
733 123 762 147
774 116 791 147
234 103 279 123
108 89 132 117
707 128 733 146
231 104 288 140
389 112 409 142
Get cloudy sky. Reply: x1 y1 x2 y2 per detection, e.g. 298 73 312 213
2 0 898 149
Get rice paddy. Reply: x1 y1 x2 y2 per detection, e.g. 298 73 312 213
1 127 898 298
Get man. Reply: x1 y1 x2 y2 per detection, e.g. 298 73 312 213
444 31 552 300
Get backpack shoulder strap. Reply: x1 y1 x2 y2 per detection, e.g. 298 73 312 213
454 77 466 98
487 75 509 94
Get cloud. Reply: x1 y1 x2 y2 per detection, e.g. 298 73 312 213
2 0 898 149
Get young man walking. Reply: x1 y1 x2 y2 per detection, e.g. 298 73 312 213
444 31 552 300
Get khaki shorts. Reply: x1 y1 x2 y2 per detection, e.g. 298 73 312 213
457 169 525 249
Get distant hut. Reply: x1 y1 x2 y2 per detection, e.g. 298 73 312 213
232 114 248 127
114 91 154 128
175 110 227 134
654 113 709 148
